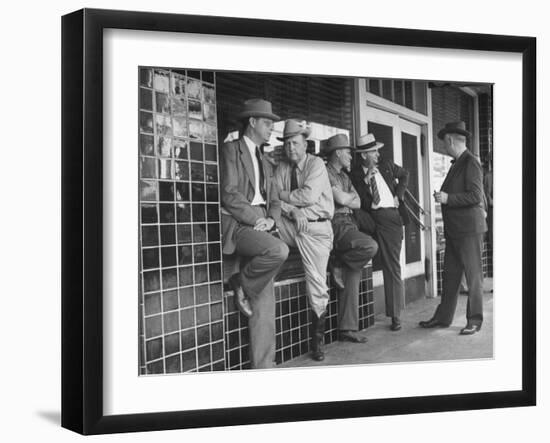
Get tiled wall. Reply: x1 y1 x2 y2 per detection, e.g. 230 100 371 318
138 68 224 374
223 266 375 370
138 67 376 374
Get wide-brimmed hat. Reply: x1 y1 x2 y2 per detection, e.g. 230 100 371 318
356 133 384 152
277 119 311 141
437 121 471 140
321 134 353 156
236 98 280 121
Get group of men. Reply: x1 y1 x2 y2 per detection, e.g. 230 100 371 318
221 98 487 369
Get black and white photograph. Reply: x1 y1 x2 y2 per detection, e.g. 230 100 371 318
137 68 494 374
2 0 546 440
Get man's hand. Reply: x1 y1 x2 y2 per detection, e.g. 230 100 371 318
254 217 275 232
433 191 449 204
291 208 308 233
393 196 399 207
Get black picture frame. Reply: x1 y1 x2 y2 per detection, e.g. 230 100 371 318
61 8 536 435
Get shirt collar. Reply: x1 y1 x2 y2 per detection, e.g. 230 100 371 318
295 153 308 171
451 149 468 164
362 165 377 176
243 135 257 152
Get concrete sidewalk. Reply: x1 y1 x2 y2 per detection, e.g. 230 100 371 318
280 279 493 368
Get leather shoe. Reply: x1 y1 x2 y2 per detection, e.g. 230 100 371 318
390 317 402 331
339 330 368 343
459 323 482 335
229 274 252 317
418 318 449 328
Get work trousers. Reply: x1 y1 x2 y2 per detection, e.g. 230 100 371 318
232 207 289 369
277 216 333 318
332 213 378 331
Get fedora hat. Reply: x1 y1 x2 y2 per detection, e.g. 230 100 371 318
236 98 280 121
356 133 384 152
277 119 311 141
321 134 352 156
437 121 471 140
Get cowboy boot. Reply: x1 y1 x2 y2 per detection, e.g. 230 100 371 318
310 312 326 361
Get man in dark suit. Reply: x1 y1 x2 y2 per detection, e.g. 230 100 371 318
419 121 487 335
220 98 289 368
350 133 409 332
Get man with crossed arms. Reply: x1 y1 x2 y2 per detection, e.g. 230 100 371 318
274 119 334 362
323 134 378 343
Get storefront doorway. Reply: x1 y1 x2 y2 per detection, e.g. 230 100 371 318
358 102 435 307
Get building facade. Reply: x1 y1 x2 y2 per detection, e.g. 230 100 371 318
138 68 492 374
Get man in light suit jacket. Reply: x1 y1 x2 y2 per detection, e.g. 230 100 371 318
220 98 289 368
419 121 487 335
349 133 409 332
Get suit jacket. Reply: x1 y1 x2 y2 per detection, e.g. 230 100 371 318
349 161 410 225
440 150 487 238
220 137 282 255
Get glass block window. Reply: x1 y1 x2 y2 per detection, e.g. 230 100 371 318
366 78 428 115
139 67 224 375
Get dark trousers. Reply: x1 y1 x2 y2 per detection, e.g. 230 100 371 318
370 208 404 318
434 234 484 326
233 208 289 369
333 214 378 331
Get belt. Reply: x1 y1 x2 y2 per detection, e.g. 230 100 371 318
307 218 329 223
334 211 352 216
373 206 398 211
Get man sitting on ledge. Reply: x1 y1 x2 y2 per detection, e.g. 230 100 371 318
323 134 378 344
220 98 289 369
274 119 334 362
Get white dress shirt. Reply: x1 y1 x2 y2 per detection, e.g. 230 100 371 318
243 135 266 206
363 166 396 209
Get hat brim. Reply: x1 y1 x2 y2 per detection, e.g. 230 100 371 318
319 145 353 157
437 128 471 140
237 111 280 121
276 128 311 141
355 141 384 152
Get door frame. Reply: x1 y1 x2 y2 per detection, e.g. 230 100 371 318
363 107 425 283
354 78 437 298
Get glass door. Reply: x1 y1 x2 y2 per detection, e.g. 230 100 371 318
364 108 425 281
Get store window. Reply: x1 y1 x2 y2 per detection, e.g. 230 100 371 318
216 73 354 148
367 78 428 115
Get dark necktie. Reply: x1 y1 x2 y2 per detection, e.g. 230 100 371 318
290 164 299 191
254 146 266 201
370 174 381 205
